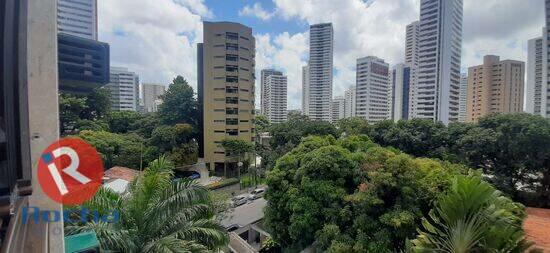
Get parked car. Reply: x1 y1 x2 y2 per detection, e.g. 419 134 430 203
231 195 248 207
174 170 201 180
226 224 241 232
248 188 266 200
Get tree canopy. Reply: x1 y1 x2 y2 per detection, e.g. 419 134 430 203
264 135 470 252
157 76 198 126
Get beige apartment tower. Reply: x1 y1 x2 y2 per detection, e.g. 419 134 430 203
466 55 524 122
198 22 256 176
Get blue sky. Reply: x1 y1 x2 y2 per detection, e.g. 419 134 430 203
99 0 544 110
203 0 308 35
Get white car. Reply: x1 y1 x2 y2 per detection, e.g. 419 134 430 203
248 188 266 200
231 195 248 207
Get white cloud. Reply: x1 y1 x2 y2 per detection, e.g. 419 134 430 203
256 0 543 108
239 3 275 21
98 0 208 89
255 32 309 109
100 0 544 110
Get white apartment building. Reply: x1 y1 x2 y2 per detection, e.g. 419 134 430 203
302 65 310 115
264 73 288 123
142 83 166 113
405 21 420 118
526 0 550 118
527 36 546 117
415 0 463 124
304 23 333 121
390 64 412 122
261 69 283 115
356 56 391 123
458 73 468 122
105 67 139 111
331 96 345 122
57 0 98 40
344 85 356 118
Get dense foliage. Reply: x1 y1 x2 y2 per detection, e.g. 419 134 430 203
60 75 201 170
66 157 228 252
264 135 469 252
367 114 550 206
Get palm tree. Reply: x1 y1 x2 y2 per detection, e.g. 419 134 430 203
408 175 537 253
65 156 228 252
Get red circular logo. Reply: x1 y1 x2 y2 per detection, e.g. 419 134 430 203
37 138 104 205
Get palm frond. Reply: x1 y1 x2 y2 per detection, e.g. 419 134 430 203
141 236 209 253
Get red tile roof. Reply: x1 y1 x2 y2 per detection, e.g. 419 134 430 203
525 207 550 252
104 166 139 182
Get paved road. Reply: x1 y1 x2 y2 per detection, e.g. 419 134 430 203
221 198 267 227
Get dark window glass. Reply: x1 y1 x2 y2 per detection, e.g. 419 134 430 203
226 32 238 40
226 76 238 83
226 43 238 51
226 108 238 115
226 97 239 104
226 65 238 72
226 118 238 125
226 129 238 136
226 87 238 94
226 54 238 62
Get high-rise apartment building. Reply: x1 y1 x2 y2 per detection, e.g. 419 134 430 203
331 96 345 122
57 0 98 40
466 55 524 122
526 37 545 116
105 67 139 111
142 83 166 113
344 86 356 118
458 74 468 122
198 22 255 176
304 23 333 121
405 21 420 118
526 0 550 118
415 0 463 124
261 69 283 115
390 64 411 121
264 72 288 123
302 65 310 115
356 56 391 122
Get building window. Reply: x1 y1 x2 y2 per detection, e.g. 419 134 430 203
226 54 238 62
226 97 239 104
226 76 238 83
226 32 238 40
226 108 238 115
226 65 238 72
226 43 238 51
226 118 238 125
226 87 238 94
226 129 238 136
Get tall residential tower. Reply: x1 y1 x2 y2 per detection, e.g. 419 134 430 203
261 69 283 115
415 0 463 124
304 23 333 121
263 71 288 123
390 64 411 121
356 56 391 123
405 21 420 118
466 55 524 122
526 0 550 118
105 67 139 111
198 22 256 176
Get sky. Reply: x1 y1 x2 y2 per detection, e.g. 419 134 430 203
98 0 545 110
